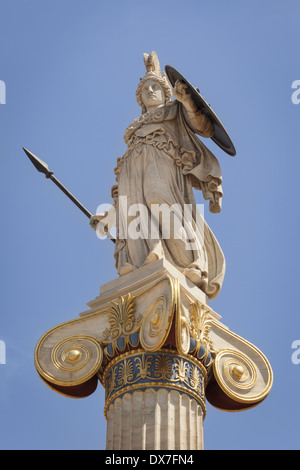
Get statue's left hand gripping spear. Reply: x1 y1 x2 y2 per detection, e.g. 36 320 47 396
23 147 115 243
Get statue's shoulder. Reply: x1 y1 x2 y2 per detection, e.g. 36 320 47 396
124 115 144 143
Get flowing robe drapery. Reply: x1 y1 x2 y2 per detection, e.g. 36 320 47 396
113 100 225 300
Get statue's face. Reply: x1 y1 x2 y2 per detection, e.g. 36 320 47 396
141 79 165 110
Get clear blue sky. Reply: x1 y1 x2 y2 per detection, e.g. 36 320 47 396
0 0 299 450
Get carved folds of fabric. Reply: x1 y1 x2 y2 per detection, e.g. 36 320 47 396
114 101 223 214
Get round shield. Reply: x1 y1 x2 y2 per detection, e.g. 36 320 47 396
165 65 236 156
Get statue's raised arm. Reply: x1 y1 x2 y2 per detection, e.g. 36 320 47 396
172 79 214 138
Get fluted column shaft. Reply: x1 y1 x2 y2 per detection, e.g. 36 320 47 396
106 388 204 450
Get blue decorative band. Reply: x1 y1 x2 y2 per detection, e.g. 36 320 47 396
102 349 207 417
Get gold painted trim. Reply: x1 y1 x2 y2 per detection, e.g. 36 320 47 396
223 357 257 390
51 341 90 373
175 279 190 355
213 348 273 404
139 277 176 352
101 348 208 384
101 347 207 419
35 334 103 387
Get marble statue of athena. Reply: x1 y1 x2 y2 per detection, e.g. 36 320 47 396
92 52 225 300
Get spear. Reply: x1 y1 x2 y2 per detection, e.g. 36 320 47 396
23 147 115 243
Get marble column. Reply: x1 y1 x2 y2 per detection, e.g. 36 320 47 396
106 389 204 450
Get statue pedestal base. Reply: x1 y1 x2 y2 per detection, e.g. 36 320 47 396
34 258 273 450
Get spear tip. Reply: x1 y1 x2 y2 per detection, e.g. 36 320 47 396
23 147 52 177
